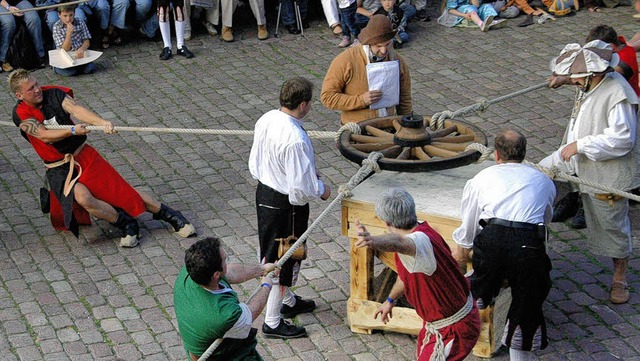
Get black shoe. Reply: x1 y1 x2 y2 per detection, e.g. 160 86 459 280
416 9 431 22
153 203 196 237
552 191 580 222
262 319 307 339
280 295 316 318
285 24 301 34
177 46 194 58
111 208 140 247
159 47 172 60
302 20 310 29
38 57 47 69
571 204 586 229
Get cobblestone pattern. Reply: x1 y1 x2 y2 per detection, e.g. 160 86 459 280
0 5 639 360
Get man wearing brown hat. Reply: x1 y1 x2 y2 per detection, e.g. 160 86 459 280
321 14 412 125
541 40 639 304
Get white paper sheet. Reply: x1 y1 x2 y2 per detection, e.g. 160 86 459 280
366 60 400 110
48 49 102 69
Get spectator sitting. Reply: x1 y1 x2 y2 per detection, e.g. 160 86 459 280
374 0 412 48
0 0 47 71
437 0 502 31
40 0 111 50
337 0 358 47
355 0 382 41
52 2 96 76
107 0 157 46
485 0 520 18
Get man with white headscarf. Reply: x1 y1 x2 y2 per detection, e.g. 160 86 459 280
540 39 639 304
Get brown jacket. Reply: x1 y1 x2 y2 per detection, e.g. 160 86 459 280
321 46 412 124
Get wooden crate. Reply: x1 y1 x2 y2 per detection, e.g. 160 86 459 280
341 163 509 358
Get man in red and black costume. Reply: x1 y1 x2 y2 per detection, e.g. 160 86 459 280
9 69 195 247
355 188 480 361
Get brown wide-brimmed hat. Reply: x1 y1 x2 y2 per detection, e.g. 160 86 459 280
553 40 619 78
358 14 397 45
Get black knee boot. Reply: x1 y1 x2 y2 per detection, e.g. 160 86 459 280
111 208 140 247
153 203 196 237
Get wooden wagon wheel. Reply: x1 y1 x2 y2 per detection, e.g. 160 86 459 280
337 114 488 172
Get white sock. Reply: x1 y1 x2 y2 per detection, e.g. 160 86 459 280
509 348 536 361
175 20 185 49
159 21 171 49
265 285 286 328
282 288 296 307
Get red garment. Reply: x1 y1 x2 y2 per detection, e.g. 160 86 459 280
14 86 146 232
617 36 640 96
395 222 480 361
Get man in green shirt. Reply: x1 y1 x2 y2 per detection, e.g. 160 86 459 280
174 237 277 360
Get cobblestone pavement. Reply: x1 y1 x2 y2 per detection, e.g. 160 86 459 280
1 4 640 361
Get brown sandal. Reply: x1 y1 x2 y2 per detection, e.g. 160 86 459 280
330 23 343 36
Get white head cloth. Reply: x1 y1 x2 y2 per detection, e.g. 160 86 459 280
553 40 620 78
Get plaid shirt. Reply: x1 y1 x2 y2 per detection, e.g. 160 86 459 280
52 19 91 51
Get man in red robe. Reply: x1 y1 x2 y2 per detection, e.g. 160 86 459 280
355 188 480 361
9 69 195 247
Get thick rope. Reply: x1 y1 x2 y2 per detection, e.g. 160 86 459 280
197 152 384 361
0 121 337 139
420 294 474 361
0 0 89 15
335 122 362 142
430 82 549 130
465 142 640 203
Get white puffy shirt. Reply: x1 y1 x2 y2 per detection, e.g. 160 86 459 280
452 163 556 248
248 109 325 206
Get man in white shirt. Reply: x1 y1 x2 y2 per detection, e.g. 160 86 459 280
452 129 556 361
540 40 639 305
248 77 331 339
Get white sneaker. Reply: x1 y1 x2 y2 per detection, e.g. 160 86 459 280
480 15 494 32
489 18 507 30
205 22 218 36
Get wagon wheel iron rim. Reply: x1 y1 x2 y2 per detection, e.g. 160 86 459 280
337 114 488 172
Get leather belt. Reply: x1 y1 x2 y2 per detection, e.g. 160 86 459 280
480 217 539 230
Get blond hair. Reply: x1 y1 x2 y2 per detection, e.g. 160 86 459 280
8 69 32 94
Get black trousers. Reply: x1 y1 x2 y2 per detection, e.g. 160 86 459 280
256 182 309 287
471 224 551 351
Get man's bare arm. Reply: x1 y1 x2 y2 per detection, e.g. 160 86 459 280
61 96 115 133
19 118 87 143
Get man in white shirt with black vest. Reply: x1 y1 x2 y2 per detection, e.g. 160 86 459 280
452 129 556 361
248 77 331 339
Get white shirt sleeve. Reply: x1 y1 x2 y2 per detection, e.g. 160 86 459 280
284 141 325 206
452 179 482 248
397 232 437 276
221 303 253 339
577 101 637 161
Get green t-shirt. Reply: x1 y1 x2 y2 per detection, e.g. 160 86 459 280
173 266 261 360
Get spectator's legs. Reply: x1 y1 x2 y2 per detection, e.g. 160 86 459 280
280 0 295 26
137 0 158 38
339 2 357 39
183 0 191 40
220 0 237 27
0 8 16 64
158 0 172 51
17 1 45 59
248 0 266 25
399 2 416 28
205 0 220 27
320 0 340 29
354 13 369 37
173 0 187 49
110 0 130 30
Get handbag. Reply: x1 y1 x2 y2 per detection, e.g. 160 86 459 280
275 209 307 261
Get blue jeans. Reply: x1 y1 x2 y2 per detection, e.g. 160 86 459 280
111 0 153 30
339 1 357 38
399 2 416 29
53 62 96 76
0 1 45 61
354 13 369 37
280 0 307 26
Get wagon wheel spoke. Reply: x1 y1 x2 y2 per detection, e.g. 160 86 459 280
432 134 476 143
352 143 396 152
430 141 472 152
380 145 402 158
430 125 458 139
396 147 412 160
424 145 459 158
365 125 395 141
351 134 391 144
412 146 431 160
392 119 402 132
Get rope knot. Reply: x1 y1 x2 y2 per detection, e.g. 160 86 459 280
476 98 489 113
430 111 454 131
362 152 383 174
335 122 361 142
